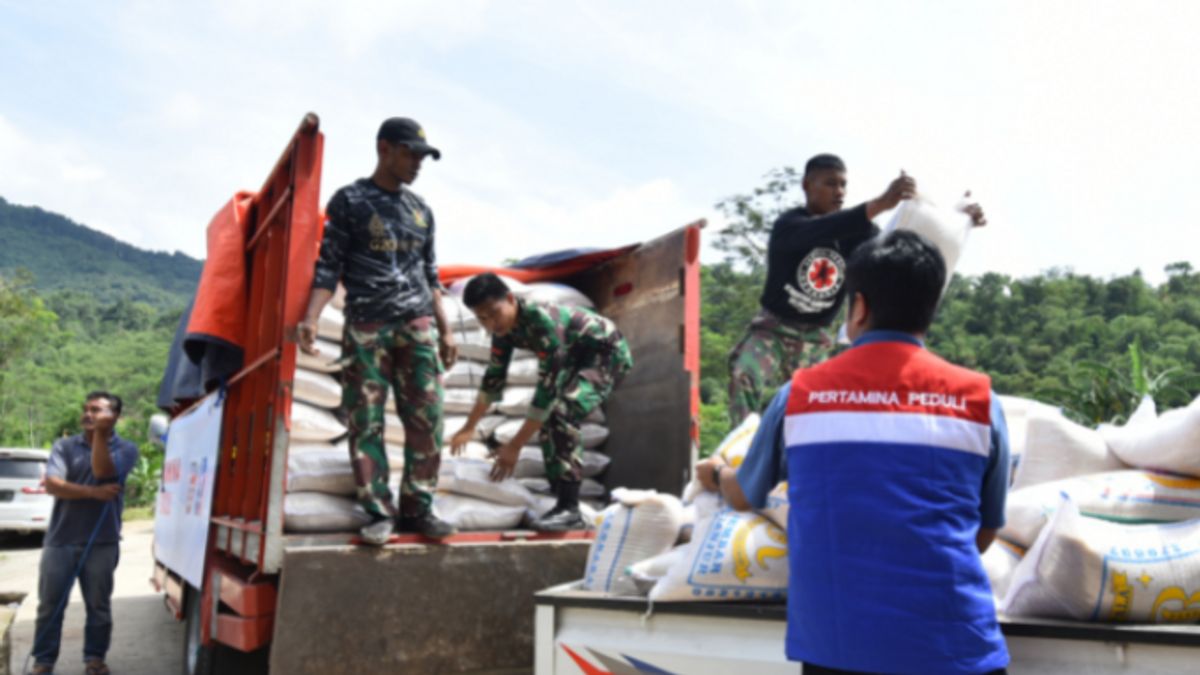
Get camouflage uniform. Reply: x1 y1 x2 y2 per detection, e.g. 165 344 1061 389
312 178 444 519
727 309 832 425
480 300 632 482
341 317 443 518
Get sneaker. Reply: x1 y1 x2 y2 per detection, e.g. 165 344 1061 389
359 518 395 546
398 512 457 539
530 507 589 532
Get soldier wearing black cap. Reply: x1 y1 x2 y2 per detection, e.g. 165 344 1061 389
299 117 456 543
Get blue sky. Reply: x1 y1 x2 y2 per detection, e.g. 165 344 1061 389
2 1 1198 283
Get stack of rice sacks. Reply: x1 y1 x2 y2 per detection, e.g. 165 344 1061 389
435 275 614 530
996 394 1200 624
283 287 407 533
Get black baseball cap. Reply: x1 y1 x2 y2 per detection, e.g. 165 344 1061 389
377 117 441 160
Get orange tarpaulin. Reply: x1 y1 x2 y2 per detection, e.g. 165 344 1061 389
184 191 254 357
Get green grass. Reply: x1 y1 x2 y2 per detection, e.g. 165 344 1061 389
123 505 155 522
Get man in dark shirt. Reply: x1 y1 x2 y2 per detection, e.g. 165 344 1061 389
727 154 921 424
449 273 632 531
299 117 456 543
30 391 139 675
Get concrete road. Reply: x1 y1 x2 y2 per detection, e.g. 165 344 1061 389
2 521 182 675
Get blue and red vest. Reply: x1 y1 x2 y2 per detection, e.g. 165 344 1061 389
783 339 1008 674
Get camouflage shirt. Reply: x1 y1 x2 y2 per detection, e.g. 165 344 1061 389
312 178 439 324
481 299 630 422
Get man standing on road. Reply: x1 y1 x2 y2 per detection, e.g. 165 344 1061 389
449 273 632 531
698 230 1010 674
30 391 139 675
299 117 457 543
728 154 989 424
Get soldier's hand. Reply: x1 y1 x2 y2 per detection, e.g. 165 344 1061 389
449 427 475 456
298 319 319 355
439 333 458 368
959 191 988 227
489 444 520 482
91 483 122 501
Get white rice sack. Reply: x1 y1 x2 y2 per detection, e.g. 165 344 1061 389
650 492 789 602
519 477 552 494
1002 470 1200 547
317 304 344 341
442 294 479 331
514 447 546 479
438 458 534 506
441 441 492 462
683 414 761 503
444 361 487 388
329 284 347 310
287 442 355 495
293 368 342 409
497 387 537 417
283 492 371 533
1003 497 1200 622
884 196 972 293
584 407 607 425
628 545 689 596
1010 411 1124 491
581 423 609 449
581 450 611 478
456 328 495 362
758 482 790 530
494 418 541 447
582 489 687 595
297 339 343 374
507 358 540 386
290 401 347 442
1103 395 1200 478
526 282 595 308
518 477 605 499
434 493 527 531
444 388 490 415
998 395 1061 460
982 540 1026 603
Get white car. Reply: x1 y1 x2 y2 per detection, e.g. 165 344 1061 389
0 448 54 534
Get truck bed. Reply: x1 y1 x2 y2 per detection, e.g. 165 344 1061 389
534 583 1200 674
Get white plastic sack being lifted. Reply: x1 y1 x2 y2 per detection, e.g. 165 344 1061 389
297 338 343 374
290 401 347 442
438 458 534 507
650 492 789 602
682 414 761 503
441 441 492 462
497 386 537 417
283 492 371 533
1003 497 1200 623
444 388 490 415
884 195 972 293
1103 395 1200 478
1009 409 1124 491
1001 469 1200 547
525 282 595 308
582 488 687 595
293 368 342 409
434 493 527 531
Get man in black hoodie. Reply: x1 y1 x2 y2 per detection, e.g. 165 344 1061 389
728 154 936 424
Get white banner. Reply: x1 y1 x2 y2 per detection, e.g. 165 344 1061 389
153 393 223 589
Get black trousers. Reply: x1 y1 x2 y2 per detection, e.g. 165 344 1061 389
804 664 1007 675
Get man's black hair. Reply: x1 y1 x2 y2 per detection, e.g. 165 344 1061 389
86 390 123 417
462 273 512 309
804 153 847 176
844 230 946 334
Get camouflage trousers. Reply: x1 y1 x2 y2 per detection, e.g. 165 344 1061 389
539 337 632 483
341 316 443 519
727 309 832 425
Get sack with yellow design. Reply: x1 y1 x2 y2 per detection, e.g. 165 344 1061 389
1003 497 1200 623
650 492 788 602
1001 469 1200 547
682 414 761 504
